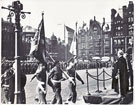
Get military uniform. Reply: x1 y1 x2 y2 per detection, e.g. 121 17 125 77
35 64 47 104
49 61 63 104
1 67 26 104
66 62 84 103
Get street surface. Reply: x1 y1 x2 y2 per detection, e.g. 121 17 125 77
25 67 112 104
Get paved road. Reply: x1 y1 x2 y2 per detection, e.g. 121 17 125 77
25 67 112 104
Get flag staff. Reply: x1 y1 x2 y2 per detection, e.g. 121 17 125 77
64 24 67 61
75 22 78 58
42 12 46 57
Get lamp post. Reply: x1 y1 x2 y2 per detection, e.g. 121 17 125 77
2 0 30 103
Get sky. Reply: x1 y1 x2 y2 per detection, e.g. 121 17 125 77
1 0 131 40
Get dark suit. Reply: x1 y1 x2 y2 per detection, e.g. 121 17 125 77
117 56 129 96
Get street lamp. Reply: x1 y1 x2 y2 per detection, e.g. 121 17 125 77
2 0 30 104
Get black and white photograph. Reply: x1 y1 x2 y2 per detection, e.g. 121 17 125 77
1 0 134 104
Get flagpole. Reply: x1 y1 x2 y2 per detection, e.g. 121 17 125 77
76 22 78 58
64 24 67 61
42 11 46 57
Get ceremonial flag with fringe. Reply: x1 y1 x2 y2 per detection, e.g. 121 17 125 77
29 17 47 64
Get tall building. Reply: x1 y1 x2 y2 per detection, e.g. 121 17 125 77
48 33 65 61
78 24 89 60
111 1 134 57
1 21 37 60
77 17 111 61
1 19 15 60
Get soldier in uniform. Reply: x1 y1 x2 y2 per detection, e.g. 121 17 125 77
1 62 27 104
66 58 84 103
48 61 66 104
30 63 48 104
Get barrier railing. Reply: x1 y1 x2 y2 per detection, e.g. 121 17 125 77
86 66 112 94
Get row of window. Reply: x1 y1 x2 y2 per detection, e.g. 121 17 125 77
128 17 134 23
115 32 123 36
116 26 123 30
114 20 122 24
113 39 125 45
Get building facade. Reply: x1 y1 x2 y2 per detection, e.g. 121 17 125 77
22 25 37 59
2 19 15 60
78 17 111 61
111 1 134 57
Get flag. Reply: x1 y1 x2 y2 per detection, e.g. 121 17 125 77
65 25 74 46
29 17 47 64
69 33 77 56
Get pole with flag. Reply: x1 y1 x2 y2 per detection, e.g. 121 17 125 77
69 24 77 57
29 12 47 64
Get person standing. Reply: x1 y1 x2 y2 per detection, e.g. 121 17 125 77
1 62 27 104
66 58 84 103
48 61 66 104
30 63 47 104
116 50 129 97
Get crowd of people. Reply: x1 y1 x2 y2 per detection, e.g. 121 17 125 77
1 49 133 104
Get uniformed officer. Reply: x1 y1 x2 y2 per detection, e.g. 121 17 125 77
1 62 27 104
66 58 84 103
48 61 66 104
30 63 47 104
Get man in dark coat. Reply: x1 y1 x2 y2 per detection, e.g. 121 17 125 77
116 50 129 97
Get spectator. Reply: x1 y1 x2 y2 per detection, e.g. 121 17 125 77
115 50 129 97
